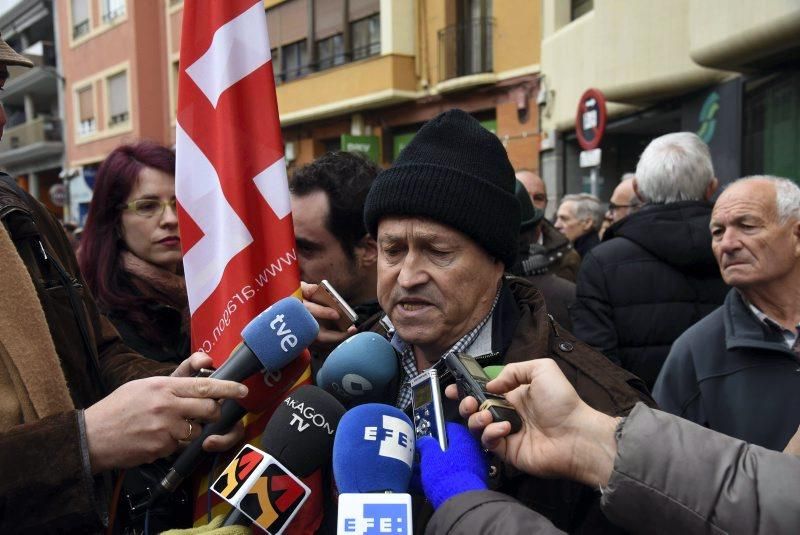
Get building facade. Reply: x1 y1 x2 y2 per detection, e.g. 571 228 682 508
265 0 542 175
539 0 800 203
57 0 174 223
0 0 64 217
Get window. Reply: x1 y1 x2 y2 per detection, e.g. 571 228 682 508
71 0 90 39
107 72 129 126
316 34 345 70
571 0 593 21
76 86 96 136
171 60 179 117
282 40 308 82
351 15 380 60
102 0 126 24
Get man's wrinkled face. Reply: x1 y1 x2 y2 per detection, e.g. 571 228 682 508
710 180 800 289
555 201 592 242
291 189 361 302
376 217 503 358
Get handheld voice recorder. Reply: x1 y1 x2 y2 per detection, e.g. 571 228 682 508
410 368 448 450
444 352 522 434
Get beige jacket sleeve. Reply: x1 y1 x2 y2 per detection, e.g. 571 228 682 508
602 403 800 534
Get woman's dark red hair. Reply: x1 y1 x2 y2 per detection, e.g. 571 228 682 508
78 141 176 319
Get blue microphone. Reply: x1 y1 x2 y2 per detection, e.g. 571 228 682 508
333 404 415 533
316 332 398 405
211 296 319 384
147 297 319 504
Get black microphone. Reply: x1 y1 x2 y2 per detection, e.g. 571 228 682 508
142 298 319 509
219 385 346 529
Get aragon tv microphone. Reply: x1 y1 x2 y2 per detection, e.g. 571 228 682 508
146 297 318 505
316 332 398 406
333 404 415 535
217 385 346 531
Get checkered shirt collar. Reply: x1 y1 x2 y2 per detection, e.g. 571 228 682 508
391 286 502 410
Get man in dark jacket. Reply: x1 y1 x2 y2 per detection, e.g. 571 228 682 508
654 176 800 450
571 132 729 389
510 179 576 330
357 109 654 533
0 40 245 533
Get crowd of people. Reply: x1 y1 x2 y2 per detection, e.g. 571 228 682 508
1 33 799 534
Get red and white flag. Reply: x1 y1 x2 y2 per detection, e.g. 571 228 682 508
175 1 319 529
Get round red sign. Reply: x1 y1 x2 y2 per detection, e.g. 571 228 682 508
575 88 607 150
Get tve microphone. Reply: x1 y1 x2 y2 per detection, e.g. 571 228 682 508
218 385 346 531
145 298 319 506
316 332 398 406
211 296 319 385
333 404 415 535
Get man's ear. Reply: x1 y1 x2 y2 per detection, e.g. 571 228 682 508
632 178 645 202
355 235 378 267
705 177 719 201
792 219 800 257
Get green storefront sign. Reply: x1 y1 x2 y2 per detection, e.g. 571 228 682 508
341 134 380 163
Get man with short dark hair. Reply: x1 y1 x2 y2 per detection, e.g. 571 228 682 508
291 151 380 312
654 176 800 450
355 109 652 533
571 132 728 389
291 151 381 354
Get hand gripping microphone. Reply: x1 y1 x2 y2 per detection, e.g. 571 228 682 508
218 385 346 532
316 332 398 406
333 404 415 535
146 297 319 507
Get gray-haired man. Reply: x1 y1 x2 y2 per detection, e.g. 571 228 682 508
655 176 800 450
570 132 729 389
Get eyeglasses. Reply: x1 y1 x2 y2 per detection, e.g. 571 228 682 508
119 198 178 218
608 202 640 213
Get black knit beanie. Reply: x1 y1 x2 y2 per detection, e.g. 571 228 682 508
364 109 520 267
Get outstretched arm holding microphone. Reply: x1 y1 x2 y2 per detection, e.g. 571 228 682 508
444 359 800 535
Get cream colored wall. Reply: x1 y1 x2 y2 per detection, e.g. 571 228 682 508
540 0 729 131
381 0 415 56
689 0 800 69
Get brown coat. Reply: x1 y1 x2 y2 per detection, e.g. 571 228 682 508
0 177 174 533
367 276 654 533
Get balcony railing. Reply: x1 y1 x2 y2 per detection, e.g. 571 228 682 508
0 116 62 152
437 17 494 82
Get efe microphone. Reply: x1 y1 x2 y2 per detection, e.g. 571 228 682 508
333 404 415 535
145 297 318 508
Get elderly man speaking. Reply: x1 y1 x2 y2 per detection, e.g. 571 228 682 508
655 176 800 451
355 109 653 532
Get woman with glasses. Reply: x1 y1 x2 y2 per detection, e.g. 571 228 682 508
79 142 189 366
78 142 194 531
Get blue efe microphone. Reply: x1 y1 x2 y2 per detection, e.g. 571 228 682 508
147 297 319 504
333 403 415 493
316 332 398 405
333 404 415 534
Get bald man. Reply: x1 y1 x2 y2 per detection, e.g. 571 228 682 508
654 176 800 451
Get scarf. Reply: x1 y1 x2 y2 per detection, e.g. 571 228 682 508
121 251 190 328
